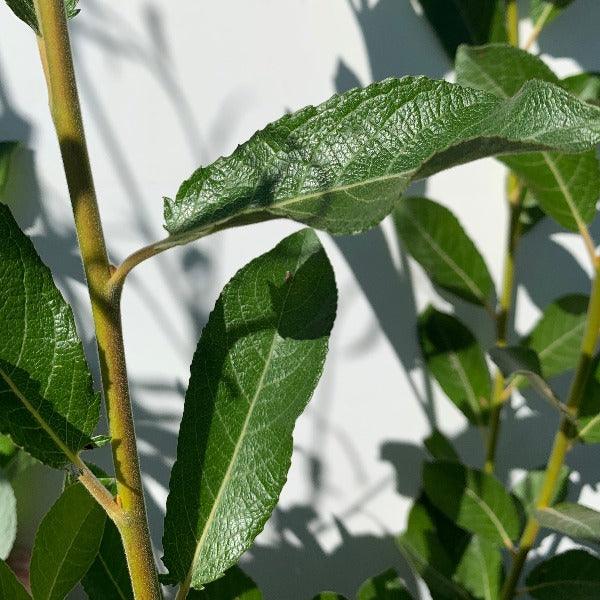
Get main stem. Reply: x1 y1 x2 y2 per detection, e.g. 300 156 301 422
501 258 600 599
484 175 523 474
33 2 161 598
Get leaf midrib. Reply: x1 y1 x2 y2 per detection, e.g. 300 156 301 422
540 506 600 538
464 488 513 548
183 251 301 588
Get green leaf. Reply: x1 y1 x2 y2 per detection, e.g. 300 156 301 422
3 0 79 33
163 77 600 245
357 568 413 600
418 0 506 59
0 473 16 560
311 594 349 600
0 142 18 197
512 467 569 516
0 204 99 468
188 567 262 599
30 483 106 600
522 294 588 379
530 0 576 27
423 461 521 547
0 560 30 600
394 197 493 306
162 229 337 589
455 43 600 232
562 73 600 106
424 430 460 463
578 356 600 442
418 308 491 425
526 549 600 599
454 536 502 600
456 44 559 98
81 518 133 600
537 502 600 542
397 497 473 600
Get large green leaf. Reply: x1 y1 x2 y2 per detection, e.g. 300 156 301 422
562 73 600 106
422 461 520 547
454 536 502 600
0 142 18 197
0 473 16 560
418 0 506 59
424 430 460 463
188 566 262 600
30 483 106 600
526 549 600 600
537 502 600 542
522 294 588 379
162 229 337 589
455 44 600 232
81 519 133 600
394 197 493 306
511 467 569 516
418 308 491 425
0 205 99 468
397 497 473 600
357 568 413 600
3 0 79 33
163 77 600 246
0 560 30 600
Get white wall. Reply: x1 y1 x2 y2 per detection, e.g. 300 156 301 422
1 1 600 598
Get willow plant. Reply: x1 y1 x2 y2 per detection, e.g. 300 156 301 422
1 0 600 599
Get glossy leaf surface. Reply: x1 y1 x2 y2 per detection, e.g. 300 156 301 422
357 568 412 600
455 44 600 232
162 229 337 588
424 430 460 463
0 560 29 600
453 536 502 600
164 77 600 244
423 461 520 546
395 197 493 306
30 483 106 600
418 308 491 425
0 205 99 468
526 549 600 599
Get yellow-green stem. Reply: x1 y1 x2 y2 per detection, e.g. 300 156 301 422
484 175 523 474
501 257 600 599
506 0 519 47
33 1 161 598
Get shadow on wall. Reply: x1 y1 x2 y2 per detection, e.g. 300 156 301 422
3 0 600 598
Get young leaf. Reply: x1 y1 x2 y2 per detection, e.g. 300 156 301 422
0 473 17 560
81 519 133 600
0 560 30 600
356 568 413 600
3 0 79 33
394 197 494 306
522 294 588 379
530 0 576 28
30 483 106 600
0 142 18 197
423 461 521 547
162 229 337 589
525 549 600 600
418 308 491 425
0 205 99 468
186 566 261 599
512 467 569 516
424 430 460 463
164 77 600 246
454 536 502 600
537 502 600 543
455 43 600 232
397 497 473 600
418 0 506 59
